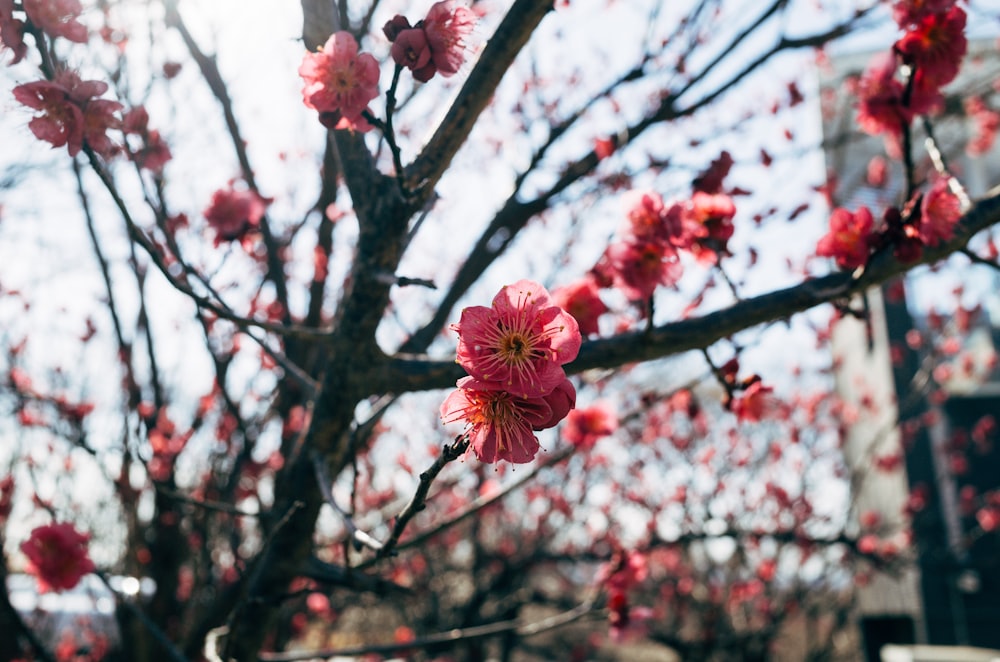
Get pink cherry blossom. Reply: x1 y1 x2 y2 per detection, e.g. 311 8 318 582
13 71 121 157
562 401 618 450
894 5 966 86
855 52 910 138
453 280 581 398
23 0 88 43
204 185 271 246
919 177 961 246
21 522 95 592
816 206 874 270
440 377 556 463
604 239 683 300
731 381 777 423
299 31 379 129
390 27 432 74
0 0 27 64
551 278 608 337
422 0 475 77
892 0 957 27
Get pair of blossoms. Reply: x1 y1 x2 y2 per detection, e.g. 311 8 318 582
819 0 967 271
441 280 582 464
299 0 475 131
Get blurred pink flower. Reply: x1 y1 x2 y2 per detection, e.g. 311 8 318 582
204 184 271 245
919 177 961 246
23 0 87 43
21 522 95 592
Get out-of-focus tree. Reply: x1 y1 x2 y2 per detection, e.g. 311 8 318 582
0 1 999 661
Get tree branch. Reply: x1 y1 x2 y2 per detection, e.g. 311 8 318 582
257 597 598 661
380 188 1000 393
404 0 555 196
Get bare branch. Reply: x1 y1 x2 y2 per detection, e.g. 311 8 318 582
404 0 555 195
382 188 1000 393
257 598 598 661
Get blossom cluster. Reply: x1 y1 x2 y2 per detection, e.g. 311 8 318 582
817 1 968 270
383 0 476 82
546 160 737 341
817 175 962 269
856 1 967 147
1 0 88 65
441 280 581 464
21 521 96 592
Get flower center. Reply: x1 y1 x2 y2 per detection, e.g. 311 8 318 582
499 332 532 364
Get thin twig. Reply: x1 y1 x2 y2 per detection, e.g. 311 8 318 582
257 598 598 661
364 444 575 564
95 572 191 662
376 434 470 559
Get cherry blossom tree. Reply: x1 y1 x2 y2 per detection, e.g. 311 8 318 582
1 0 999 660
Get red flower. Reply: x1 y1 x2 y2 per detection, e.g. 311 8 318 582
919 177 961 246
604 239 683 300
892 0 957 27
23 0 88 43
390 27 432 75
551 278 608 337
894 6 967 87
562 402 617 450
13 71 122 157
855 52 910 138
816 206 874 270
731 381 777 423
423 0 475 77
203 184 271 245
452 279 581 398
441 376 574 464
299 31 380 130
21 522 95 592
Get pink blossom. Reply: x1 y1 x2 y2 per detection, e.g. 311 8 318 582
21 522 95 592
919 177 961 246
816 206 874 270
422 0 475 77
0 0 27 64
390 27 432 74
892 0 957 27
684 191 736 261
204 185 271 245
452 279 581 398
441 377 559 463
731 381 777 423
562 401 617 450
604 239 683 300
965 96 1000 156
13 71 121 157
23 0 88 43
551 278 608 337
855 52 910 138
895 6 966 86
299 31 380 129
